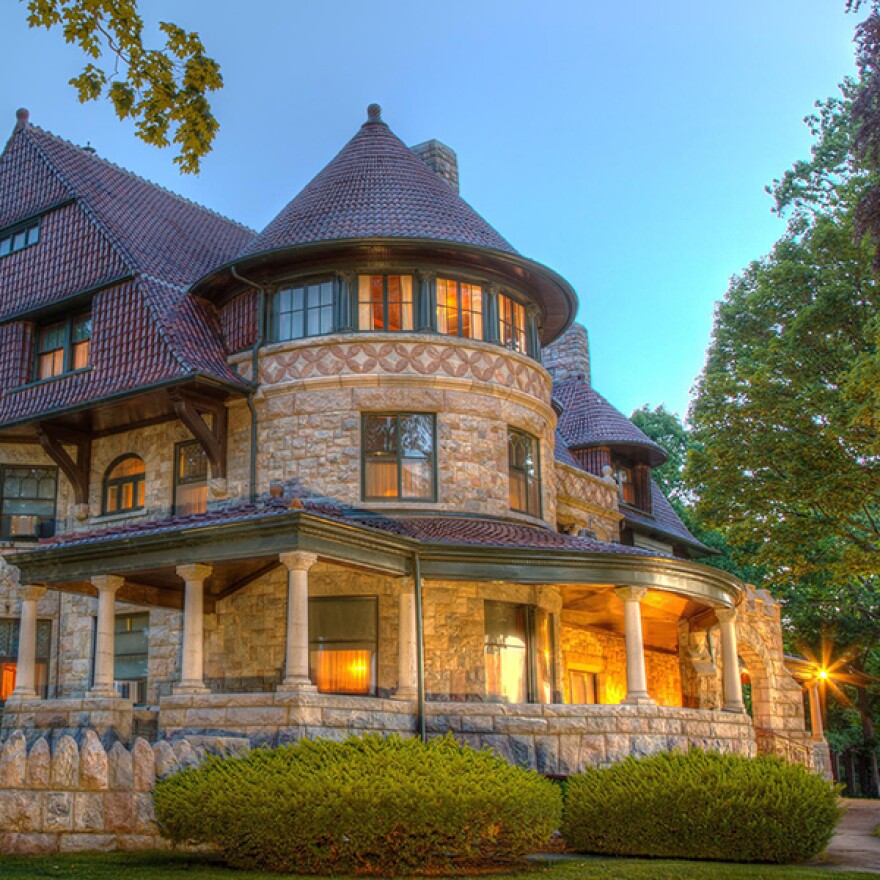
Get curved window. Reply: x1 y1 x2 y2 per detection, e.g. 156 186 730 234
508 428 541 516
436 278 483 339
498 294 527 353
358 275 413 331
362 413 435 501
103 455 146 515
272 280 334 341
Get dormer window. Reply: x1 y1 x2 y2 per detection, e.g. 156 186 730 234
36 312 91 380
358 275 413 331
614 462 636 506
436 278 483 339
498 293 527 353
0 219 40 259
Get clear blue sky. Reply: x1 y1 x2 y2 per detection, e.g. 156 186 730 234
0 1 865 419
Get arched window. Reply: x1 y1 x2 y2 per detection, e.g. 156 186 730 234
103 455 146 515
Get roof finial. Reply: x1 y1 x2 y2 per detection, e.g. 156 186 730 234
15 108 29 131
367 103 382 123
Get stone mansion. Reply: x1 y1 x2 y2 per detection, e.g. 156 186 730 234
0 104 827 774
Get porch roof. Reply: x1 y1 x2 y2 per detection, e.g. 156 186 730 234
10 496 743 611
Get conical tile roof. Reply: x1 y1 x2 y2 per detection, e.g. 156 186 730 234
240 105 517 257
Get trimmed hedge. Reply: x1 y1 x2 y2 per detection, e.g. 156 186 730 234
561 750 842 864
153 734 561 874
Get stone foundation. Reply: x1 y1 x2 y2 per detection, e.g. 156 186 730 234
1 695 133 745
158 691 756 773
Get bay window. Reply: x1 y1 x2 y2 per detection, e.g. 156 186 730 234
436 277 483 339
358 274 414 331
0 465 58 541
309 597 378 695
362 413 436 501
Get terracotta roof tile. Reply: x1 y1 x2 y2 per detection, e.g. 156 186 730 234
553 378 667 465
240 113 516 257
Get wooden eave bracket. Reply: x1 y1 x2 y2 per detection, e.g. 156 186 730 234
36 425 91 505
168 390 228 479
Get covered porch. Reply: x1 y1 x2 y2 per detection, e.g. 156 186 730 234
0 504 760 772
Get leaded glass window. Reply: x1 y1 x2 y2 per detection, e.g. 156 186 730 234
174 441 208 516
362 413 435 501
0 465 57 541
508 428 541 516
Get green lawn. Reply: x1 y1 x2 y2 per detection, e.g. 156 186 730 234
0 853 873 880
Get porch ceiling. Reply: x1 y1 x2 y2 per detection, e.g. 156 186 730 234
561 585 708 652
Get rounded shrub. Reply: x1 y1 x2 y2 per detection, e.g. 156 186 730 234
154 733 562 874
561 750 842 864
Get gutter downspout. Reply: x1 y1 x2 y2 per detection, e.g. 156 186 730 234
413 553 427 742
230 266 266 503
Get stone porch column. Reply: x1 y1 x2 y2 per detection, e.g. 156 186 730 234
615 586 654 705
278 552 318 692
808 684 825 741
174 563 212 694
394 581 418 700
717 607 746 712
11 584 47 699
89 575 124 696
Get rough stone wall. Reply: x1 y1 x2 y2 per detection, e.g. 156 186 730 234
232 333 557 525
560 617 683 707
541 322 590 385
0 728 226 855
410 140 460 191
735 587 808 737
677 619 723 710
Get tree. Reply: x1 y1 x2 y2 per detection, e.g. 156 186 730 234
24 1 222 173
689 81 880 793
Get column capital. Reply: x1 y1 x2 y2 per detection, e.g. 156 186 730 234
400 576 415 595
279 551 318 572
19 584 47 602
176 563 213 583
615 585 648 603
716 607 738 624
92 575 124 595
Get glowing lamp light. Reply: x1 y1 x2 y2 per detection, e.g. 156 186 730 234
817 668 830 681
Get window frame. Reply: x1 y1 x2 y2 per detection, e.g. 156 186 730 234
270 276 336 342
308 595 379 696
361 412 437 502
484 601 556 704
357 274 415 332
0 464 59 542
0 617 52 703
0 218 40 260
173 440 209 516
507 427 542 518
435 276 484 340
34 311 92 381
497 292 527 354
101 454 146 517
113 611 149 705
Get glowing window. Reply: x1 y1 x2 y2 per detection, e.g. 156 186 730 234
436 278 483 339
362 413 435 501
498 293 526 353
103 455 146 515
0 618 51 702
36 312 91 380
309 597 377 696
357 275 413 331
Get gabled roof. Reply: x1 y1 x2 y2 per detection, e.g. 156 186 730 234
239 105 517 258
623 481 713 557
0 116 253 427
553 378 667 466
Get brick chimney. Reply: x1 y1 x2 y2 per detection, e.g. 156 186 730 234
542 322 591 385
410 139 459 192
